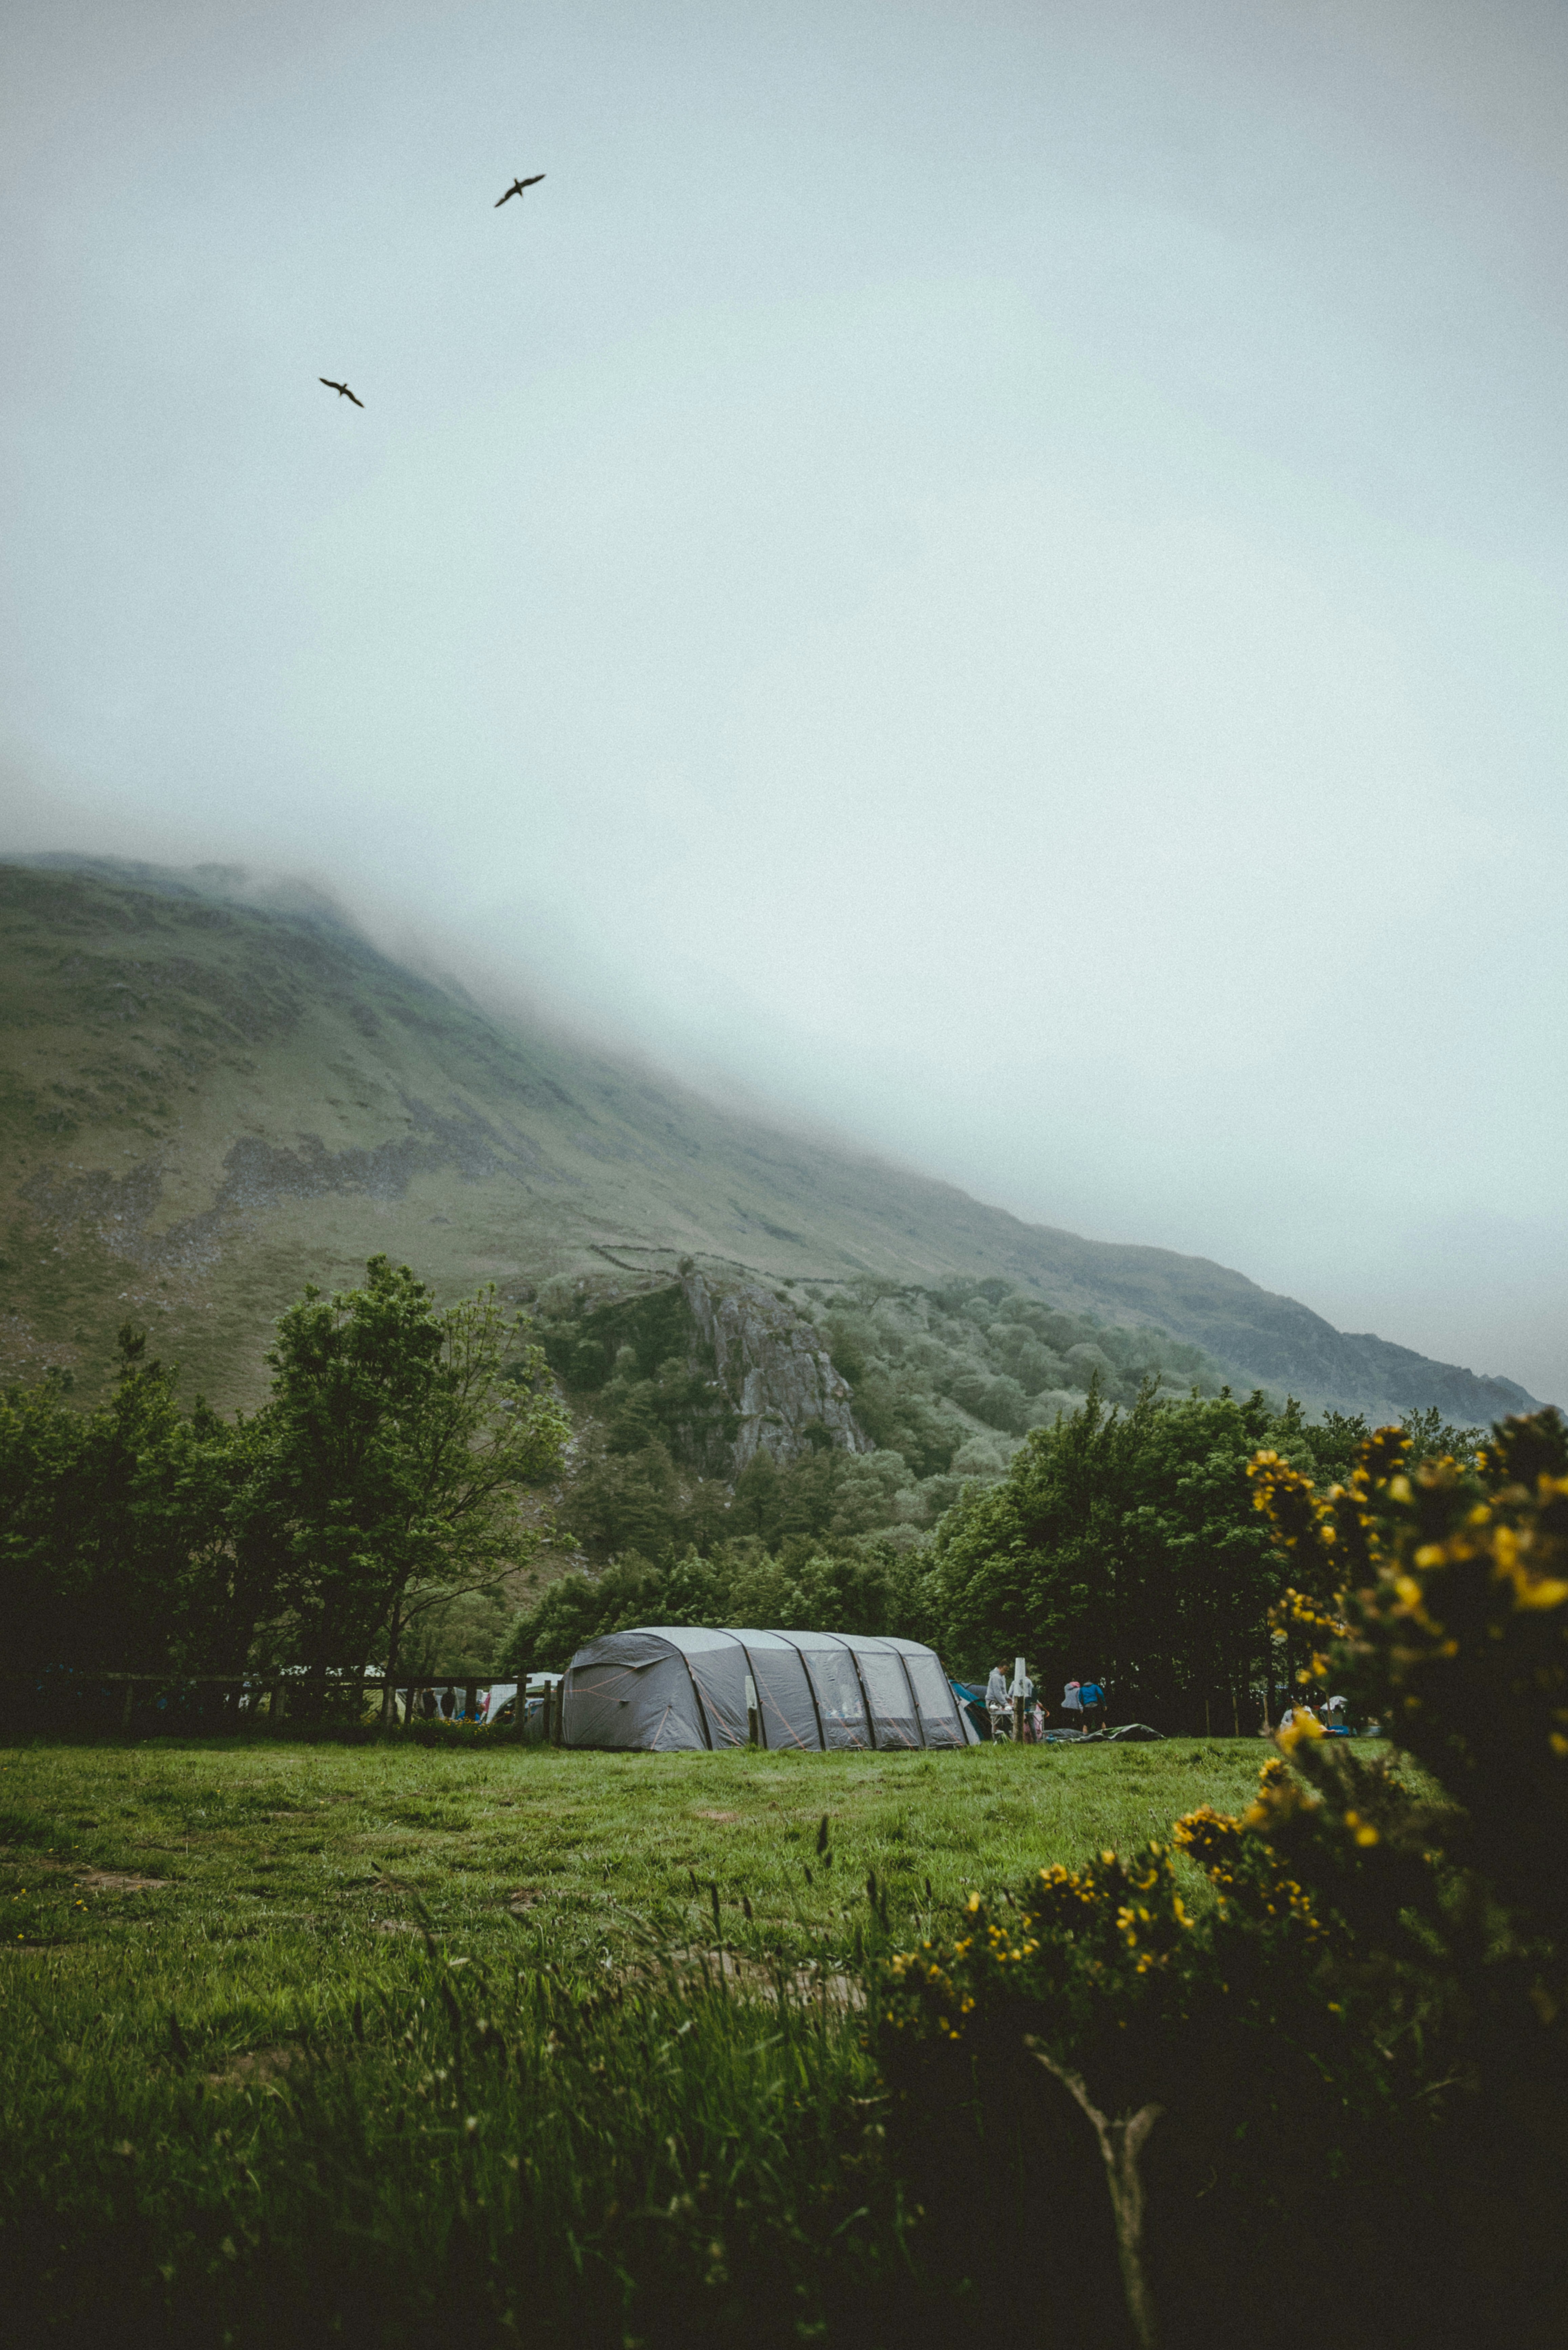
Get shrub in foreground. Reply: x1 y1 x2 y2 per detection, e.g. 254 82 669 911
872 1409 1568 2349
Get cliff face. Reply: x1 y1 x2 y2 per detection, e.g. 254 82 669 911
680 1272 869 1471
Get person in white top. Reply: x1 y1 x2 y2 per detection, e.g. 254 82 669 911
1062 1679 1084 1731
985 1664 1010 1739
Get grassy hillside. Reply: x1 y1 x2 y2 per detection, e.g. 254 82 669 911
0 856 1538 1422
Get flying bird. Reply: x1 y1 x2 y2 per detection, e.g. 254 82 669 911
495 173 545 206
319 378 364 407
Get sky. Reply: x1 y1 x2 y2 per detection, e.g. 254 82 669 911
3 0 1567 1402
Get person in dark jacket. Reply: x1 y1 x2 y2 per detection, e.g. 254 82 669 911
1078 1677 1106 1732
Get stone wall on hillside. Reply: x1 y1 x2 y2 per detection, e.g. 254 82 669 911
680 1271 869 1471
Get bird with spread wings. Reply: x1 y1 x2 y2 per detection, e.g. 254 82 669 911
319 378 364 407
495 173 545 206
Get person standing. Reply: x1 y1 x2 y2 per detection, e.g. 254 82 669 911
1010 1659 1036 1742
1078 1677 1105 1733
1061 1679 1084 1734
986 1663 1010 1740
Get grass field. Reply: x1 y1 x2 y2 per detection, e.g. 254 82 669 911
0 1736 1270 2349
0 1734 1268 1967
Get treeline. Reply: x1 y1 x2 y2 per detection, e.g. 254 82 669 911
0 1257 567 1695
3 1243 1482 1735
811 1275 1222 1465
502 1370 1477 1728
500 1536 935 1686
534 1273 1227 1541
524 1271 1232 1592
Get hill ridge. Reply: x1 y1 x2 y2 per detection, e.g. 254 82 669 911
0 854 1539 1426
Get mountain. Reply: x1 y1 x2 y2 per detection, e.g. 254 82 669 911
0 856 1540 1427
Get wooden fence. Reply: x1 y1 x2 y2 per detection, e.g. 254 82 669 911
0 1672 564 1742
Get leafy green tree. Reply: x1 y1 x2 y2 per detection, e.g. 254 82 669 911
0 1328 253 1673
252 1257 568 1691
499 1552 669 1675
931 1380 1306 1726
555 1435 731 1564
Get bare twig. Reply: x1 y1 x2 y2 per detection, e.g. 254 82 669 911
1026 2038 1163 2350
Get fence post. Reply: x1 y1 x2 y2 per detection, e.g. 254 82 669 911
464 1681 478 1725
512 1683 530 1742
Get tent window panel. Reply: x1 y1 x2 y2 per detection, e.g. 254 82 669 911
852 1650 922 1747
684 1656 748 1748
748 1652 822 1751
904 1653 965 1746
803 1651 870 1749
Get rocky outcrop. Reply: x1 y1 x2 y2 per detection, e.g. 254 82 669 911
680 1272 869 1471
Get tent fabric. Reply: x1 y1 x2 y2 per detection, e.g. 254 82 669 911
729 1631 822 1751
879 1637 974 1747
560 1626 972 1753
772 1630 871 1749
842 1637 922 1748
565 1650 708 1753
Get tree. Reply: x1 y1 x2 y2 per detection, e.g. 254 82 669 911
252 1258 569 1692
0 1327 251 1674
930 1380 1306 1725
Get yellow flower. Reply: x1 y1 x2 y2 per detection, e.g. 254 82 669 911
1511 1573 1568 1611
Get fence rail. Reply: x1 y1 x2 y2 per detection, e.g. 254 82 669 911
0 1671 563 1742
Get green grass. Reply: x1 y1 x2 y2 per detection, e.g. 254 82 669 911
0 1735 1268 1969
0 1736 1268 2346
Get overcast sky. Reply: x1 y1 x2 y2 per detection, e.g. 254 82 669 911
4 0 1567 1401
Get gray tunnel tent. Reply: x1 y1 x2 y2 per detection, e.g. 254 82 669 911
560 1627 979 1753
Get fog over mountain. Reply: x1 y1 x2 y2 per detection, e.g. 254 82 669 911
0 857 1539 1439
3 1 1566 1403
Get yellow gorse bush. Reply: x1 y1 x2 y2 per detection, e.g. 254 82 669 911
1249 1407 1568 1944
